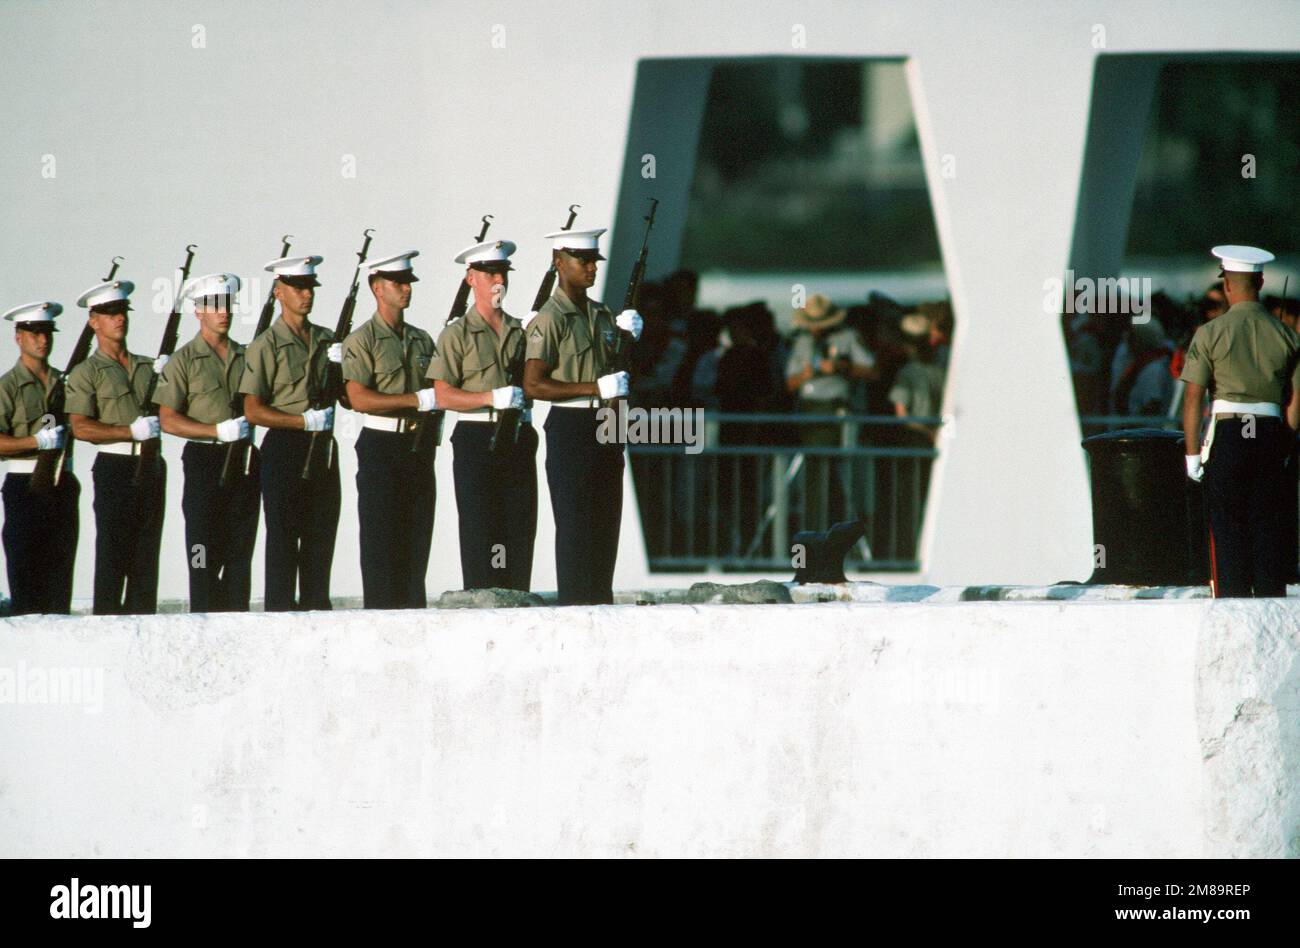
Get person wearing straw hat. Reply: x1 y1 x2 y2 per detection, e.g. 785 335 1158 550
785 293 875 529
65 279 168 615
1181 245 1300 598
342 250 438 609
0 302 80 614
429 238 536 593
155 272 260 613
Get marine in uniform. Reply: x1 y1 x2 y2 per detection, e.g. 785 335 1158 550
0 302 79 614
65 280 167 615
155 273 259 612
238 255 342 611
1181 245 1300 598
522 227 642 605
341 250 439 609
429 239 536 591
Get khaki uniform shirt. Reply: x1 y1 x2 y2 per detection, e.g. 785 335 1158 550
65 349 154 426
154 333 246 425
237 317 334 414
1180 301 1300 404
429 306 526 414
524 288 619 387
0 361 62 456
343 312 436 415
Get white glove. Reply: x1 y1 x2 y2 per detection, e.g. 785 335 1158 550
1185 454 1204 483
616 309 644 341
327 343 343 364
152 354 170 375
492 386 525 411
597 371 629 400
416 388 438 412
216 416 250 443
521 310 540 329
35 425 65 450
130 415 160 441
303 407 334 432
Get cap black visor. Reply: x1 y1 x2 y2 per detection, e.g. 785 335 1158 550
560 249 605 262
372 270 419 284
279 275 319 289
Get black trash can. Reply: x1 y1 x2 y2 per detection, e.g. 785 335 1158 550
1081 428 1208 586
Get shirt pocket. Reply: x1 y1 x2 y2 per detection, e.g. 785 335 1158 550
373 347 407 394
462 346 495 390
272 354 307 406
99 375 139 422
188 375 227 418
11 389 47 434
559 327 592 374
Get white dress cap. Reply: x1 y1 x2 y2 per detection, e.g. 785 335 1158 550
264 255 324 277
76 280 135 309
183 272 242 302
1211 245 1275 273
453 240 517 267
366 250 421 275
544 227 606 254
3 301 62 324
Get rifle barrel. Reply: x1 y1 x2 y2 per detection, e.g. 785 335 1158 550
133 244 196 487
302 228 373 480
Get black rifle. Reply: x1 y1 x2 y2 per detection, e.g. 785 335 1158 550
218 234 291 488
133 244 196 487
30 256 123 494
490 204 580 452
302 228 374 480
410 215 493 457
603 198 657 408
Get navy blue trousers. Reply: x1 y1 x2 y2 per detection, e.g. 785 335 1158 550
92 453 165 615
260 429 340 611
182 441 261 612
451 420 537 591
355 427 435 609
544 408 623 605
2 471 79 614
1204 416 1291 598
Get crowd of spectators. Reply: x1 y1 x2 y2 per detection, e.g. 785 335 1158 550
628 270 953 436
1066 285 1300 418
626 270 953 562
628 271 1300 563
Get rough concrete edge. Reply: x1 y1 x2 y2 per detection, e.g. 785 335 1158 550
1195 599 1300 858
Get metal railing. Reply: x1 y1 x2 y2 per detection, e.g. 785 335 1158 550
628 412 1185 573
628 412 941 572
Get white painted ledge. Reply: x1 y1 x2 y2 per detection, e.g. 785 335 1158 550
2 596 1296 857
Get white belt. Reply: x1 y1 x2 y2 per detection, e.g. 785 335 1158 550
549 398 600 409
1211 399 1281 418
1201 400 1283 464
362 414 417 433
6 458 38 474
99 442 145 456
456 410 533 423
187 438 219 445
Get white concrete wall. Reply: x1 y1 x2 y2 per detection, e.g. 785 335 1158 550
3 1 1299 601
2 597 1296 857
